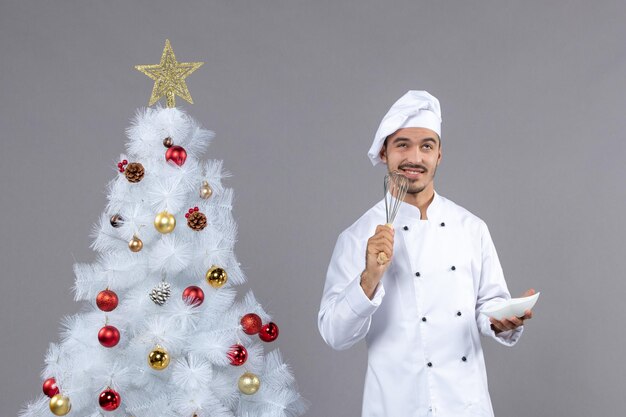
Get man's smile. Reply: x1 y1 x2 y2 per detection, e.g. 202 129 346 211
398 165 427 180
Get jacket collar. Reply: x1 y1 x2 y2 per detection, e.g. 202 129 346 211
394 190 443 223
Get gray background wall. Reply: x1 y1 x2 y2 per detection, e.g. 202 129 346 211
1 1 625 416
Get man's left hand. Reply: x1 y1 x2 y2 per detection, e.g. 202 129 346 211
489 288 535 334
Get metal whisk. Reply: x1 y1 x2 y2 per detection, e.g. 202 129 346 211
377 171 409 265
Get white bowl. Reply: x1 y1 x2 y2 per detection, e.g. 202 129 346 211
481 292 540 321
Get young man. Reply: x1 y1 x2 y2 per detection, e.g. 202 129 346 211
318 90 534 417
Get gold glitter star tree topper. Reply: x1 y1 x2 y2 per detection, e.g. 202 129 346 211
135 39 204 108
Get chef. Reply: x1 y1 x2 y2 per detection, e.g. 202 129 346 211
318 90 534 417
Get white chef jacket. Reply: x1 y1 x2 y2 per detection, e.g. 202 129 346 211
318 191 522 417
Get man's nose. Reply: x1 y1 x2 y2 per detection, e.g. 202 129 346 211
407 148 424 163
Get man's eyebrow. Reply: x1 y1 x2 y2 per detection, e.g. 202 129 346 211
390 137 411 143
390 137 438 144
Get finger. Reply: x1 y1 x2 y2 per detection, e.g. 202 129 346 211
368 232 394 248
500 318 521 330
507 316 524 328
368 239 393 253
368 237 394 254
522 309 533 320
373 228 395 242
372 241 394 258
492 318 515 331
489 318 507 333
370 236 394 250
367 238 393 255
370 247 393 263
522 288 536 297
375 225 395 235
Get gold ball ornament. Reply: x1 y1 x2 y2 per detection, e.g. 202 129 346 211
200 181 213 199
154 211 176 234
49 394 71 416
129 235 143 252
148 345 170 370
238 372 261 395
206 265 228 288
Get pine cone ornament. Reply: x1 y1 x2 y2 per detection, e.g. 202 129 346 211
186 209 207 231
149 282 171 305
124 162 145 183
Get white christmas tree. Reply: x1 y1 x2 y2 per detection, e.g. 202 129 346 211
20 40 307 417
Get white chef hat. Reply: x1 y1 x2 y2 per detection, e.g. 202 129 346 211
368 90 442 166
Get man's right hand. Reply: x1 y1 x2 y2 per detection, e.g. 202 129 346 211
361 225 394 299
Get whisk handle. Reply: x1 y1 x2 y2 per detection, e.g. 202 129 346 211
376 252 388 265
376 223 394 265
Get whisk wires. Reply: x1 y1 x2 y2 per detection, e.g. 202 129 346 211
384 171 409 225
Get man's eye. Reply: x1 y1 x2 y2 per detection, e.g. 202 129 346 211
422 144 432 150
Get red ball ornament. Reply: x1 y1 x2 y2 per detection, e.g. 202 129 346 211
99 388 121 411
98 325 120 348
165 145 187 166
182 286 204 306
259 322 279 342
96 290 119 312
227 344 248 366
240 313 262 335
42 377 59 397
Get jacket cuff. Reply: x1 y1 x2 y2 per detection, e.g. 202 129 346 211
343 274 385 318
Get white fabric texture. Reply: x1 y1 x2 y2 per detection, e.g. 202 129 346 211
318 192 522 417
369 90 442 166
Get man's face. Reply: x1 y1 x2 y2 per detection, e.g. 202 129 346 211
379 127 442 196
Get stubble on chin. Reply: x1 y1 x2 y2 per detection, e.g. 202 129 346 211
406 183 426 195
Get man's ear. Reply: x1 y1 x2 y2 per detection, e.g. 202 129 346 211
436 135 442 165
379 145 387 163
